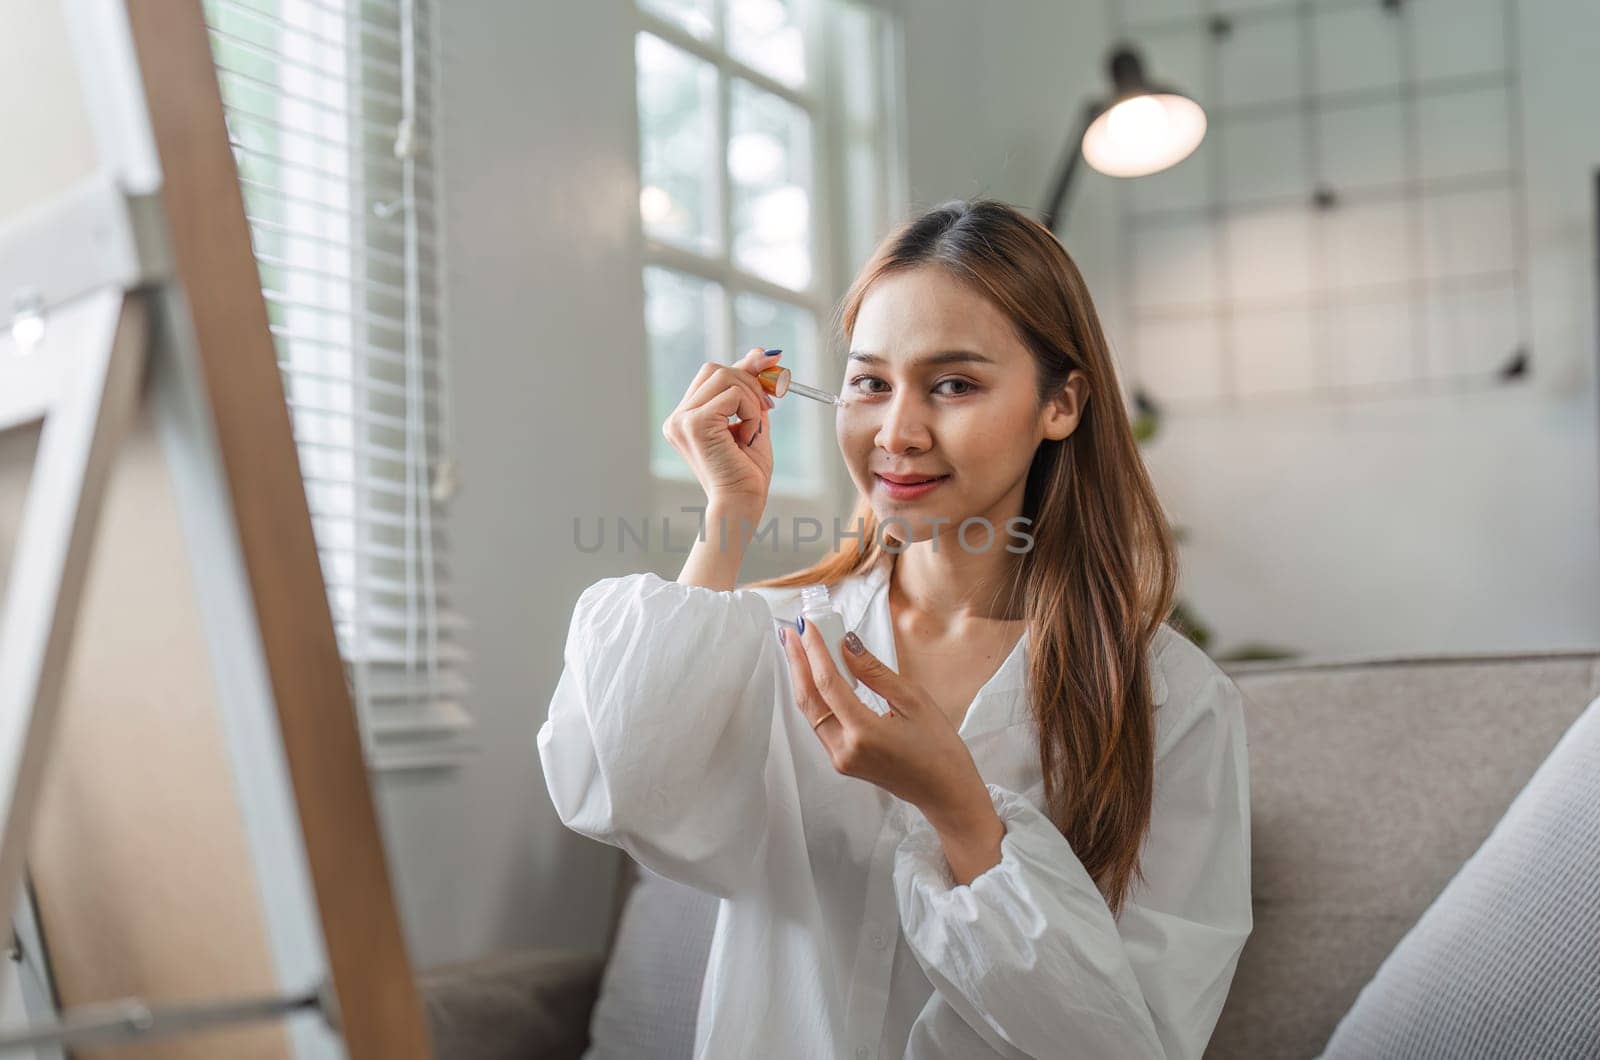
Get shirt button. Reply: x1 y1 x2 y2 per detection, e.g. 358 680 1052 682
854 1048 871 1059
869 929 887 950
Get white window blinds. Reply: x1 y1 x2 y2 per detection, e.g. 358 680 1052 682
202 0 473 771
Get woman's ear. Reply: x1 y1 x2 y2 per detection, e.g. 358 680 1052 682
1042 369 1090 442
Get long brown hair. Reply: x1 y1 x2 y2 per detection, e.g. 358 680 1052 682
745 199 1179 916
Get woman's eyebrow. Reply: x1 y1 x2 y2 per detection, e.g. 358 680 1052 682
846 349 996 368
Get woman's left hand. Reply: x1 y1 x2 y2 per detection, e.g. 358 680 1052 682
781 619 993 830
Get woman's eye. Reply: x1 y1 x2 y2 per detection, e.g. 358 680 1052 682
846 375 978 397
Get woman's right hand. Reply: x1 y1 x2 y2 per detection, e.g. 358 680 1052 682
662 346 780 517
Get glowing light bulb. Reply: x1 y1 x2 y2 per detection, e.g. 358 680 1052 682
9 291 45 355
1081 93 1207 178
1105 96 1169 148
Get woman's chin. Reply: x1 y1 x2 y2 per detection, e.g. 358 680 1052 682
870 507 957 541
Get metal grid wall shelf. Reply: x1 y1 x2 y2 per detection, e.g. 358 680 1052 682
1109 0 1532 411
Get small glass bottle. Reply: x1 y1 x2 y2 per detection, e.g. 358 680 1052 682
800 584 857 690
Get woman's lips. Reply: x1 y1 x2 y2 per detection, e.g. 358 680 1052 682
874 473 949 500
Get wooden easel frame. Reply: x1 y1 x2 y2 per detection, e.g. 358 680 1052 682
0 1 433 1056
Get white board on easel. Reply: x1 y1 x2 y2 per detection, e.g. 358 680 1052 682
0 1 434 1057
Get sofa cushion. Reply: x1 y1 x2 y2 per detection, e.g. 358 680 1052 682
1319 693 1600 1058
1211 650 1600 1059
418 947 605 1060
583 859 719 1059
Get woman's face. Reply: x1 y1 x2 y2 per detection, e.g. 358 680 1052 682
837 266 1085 544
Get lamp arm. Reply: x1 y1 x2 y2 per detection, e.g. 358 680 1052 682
1040 101 1100 233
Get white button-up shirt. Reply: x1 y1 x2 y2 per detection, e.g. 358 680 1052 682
537 552 1253 1059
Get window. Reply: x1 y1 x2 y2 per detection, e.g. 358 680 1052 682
634 0 906 522
202 0 472 771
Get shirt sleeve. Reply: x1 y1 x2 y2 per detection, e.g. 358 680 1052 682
892 671 1253 1060
536 571 781 899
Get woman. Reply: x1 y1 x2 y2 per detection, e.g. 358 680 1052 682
538 199 1252 1059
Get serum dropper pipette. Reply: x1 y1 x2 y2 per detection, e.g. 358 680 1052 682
758 365 845 408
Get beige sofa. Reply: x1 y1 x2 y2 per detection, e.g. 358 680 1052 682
418 646 1600 1059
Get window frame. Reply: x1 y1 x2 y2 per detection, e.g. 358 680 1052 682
634 0 904 561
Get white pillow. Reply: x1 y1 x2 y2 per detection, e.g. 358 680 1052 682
1320 694 1600 1058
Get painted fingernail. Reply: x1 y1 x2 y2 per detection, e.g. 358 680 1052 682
844 631 864 655
797 614 806 635
762 348 783 357
746 421 761 446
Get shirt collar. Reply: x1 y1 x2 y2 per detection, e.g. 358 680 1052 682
838 553 1169 738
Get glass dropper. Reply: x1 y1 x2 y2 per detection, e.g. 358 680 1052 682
757 365 844 408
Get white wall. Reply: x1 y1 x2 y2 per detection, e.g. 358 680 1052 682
1118 1 1600 659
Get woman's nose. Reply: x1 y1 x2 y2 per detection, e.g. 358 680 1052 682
873 390 931 453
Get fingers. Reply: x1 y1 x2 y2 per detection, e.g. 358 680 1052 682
838 635 916 716
738 345 783 374
662 350 780 463
741 403 768 449
680 375 767 452
779 624 837 739
670 361 720 419
742 347 781 411
686 355 776 417
795 618 873 727
700 383 764 446
731 392 766 448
